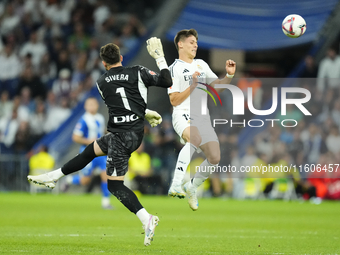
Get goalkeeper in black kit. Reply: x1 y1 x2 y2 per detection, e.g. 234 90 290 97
28 37 172 246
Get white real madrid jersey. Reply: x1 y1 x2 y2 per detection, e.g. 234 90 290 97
168 59 218 112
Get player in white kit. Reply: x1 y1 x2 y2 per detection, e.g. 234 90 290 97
168 29 236 210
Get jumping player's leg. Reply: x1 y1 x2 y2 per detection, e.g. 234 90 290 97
184 141 220 211
168 126 200 198
27 141 104 188
102 131 159 246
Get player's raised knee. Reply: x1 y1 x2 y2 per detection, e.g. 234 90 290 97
207 155 220 165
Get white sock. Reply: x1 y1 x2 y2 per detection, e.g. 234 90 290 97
172 143 197 185
136 208 150 226
66 175 73 184
190 159 218 189
48 168 65 180
101 197 110 206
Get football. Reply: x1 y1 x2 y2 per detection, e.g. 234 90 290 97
282 14 306 38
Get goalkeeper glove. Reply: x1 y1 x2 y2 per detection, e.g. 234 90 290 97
145 109 162 127
146 37 168 70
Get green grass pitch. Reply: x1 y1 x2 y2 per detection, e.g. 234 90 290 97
0 193 339 255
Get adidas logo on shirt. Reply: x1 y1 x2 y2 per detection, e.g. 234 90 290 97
183 69 190 73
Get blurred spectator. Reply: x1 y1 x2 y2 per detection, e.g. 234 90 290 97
22 53 34 70
14 121 33 153
0 90 13 119
0 108 20 152
301 55 318 78
128 15 147 37
331 99 340 128
71 51 87 87
67 41 79 68
93 0 111 30
18 86 35 113
255 125 284 161
23 0 44 24
38 53 57 87
287 130 304 165
279 127 294 144
0 3 21 36
29 99 47 141
56 49 73 74
301 123 327 165
50 37 64 62
326 125 340 155
20 12 38 42
127 142 162 194
37 17 63 45
72 0 94 27
69 22 90 51
44 96 71 133
120 24 139 55
0 43 21 97
52 68 74 100
12 95 29 122
17 66 47 100
43 0 74 26
242 146 258 168
316 47 340 93
19 30 47 68
157 116 177 182
94 18 117 47
317 88 335 123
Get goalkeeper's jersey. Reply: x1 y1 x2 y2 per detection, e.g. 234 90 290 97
96 65 171 133
167 59 218 112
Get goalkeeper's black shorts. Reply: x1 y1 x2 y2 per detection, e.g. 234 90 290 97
96 131 144 176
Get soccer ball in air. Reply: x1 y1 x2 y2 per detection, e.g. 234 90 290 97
282 14 306 38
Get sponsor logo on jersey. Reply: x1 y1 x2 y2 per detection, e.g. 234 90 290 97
149 70 156 75
177 167 184 172
184 72 205 81
114 114 139 123
183 69 190 73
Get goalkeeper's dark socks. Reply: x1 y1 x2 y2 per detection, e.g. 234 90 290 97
107 180 144 214
61 142 96 175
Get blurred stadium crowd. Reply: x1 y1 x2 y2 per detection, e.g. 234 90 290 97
0 0 339 201
0 0 152 154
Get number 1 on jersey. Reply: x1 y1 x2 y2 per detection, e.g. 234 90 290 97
116 87 131 110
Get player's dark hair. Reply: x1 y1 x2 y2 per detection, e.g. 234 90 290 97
100 43 121 65
174 29 198 51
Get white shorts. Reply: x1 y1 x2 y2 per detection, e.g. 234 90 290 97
172 109 219 146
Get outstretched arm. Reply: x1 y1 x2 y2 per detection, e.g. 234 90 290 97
146 37 172 88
